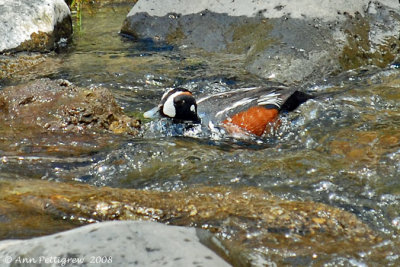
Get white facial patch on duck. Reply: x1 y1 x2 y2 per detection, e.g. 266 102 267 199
162 91 186 118
190 104 196 113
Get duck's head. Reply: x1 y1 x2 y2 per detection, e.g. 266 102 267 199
144 88 200 123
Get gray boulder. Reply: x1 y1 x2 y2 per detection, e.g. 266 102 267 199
0 221 230 267
121 0 400 84
0 0 72 53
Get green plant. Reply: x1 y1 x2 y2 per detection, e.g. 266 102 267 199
70 0 84 30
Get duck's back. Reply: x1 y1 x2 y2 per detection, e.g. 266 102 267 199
197 86 299 126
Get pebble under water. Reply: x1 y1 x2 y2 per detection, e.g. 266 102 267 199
1 4 400 266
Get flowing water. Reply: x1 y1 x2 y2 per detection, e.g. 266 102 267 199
1 3 400 266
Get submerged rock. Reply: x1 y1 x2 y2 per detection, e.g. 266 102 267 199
0 0 72 53
0 78 139 136
121 0 400 84
0 52 63 82
0 179 380 265
0 53 47 81
0 221 230 267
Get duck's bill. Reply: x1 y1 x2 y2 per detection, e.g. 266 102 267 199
143 106 161 119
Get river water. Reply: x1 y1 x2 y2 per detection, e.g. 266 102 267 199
1 3 400 266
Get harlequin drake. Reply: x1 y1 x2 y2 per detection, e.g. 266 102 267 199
144 86 312 136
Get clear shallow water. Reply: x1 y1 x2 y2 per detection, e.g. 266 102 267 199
1 3 400 265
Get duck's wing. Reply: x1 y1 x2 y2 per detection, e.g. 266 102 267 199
197 86 297 123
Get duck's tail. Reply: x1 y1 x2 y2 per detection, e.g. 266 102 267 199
280 91 314 112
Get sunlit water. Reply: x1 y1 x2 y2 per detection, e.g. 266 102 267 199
1 3 400 265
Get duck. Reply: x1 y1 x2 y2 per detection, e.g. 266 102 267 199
143 86 312 137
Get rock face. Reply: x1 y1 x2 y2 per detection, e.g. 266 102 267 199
0 221 230 267
0 0 72 53
124 0 398 19
0 79 140 135
121 0 400 84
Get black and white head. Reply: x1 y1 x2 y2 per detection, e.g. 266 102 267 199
144 88 200 123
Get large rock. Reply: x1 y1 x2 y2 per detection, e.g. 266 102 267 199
0 0 72 53
0 78 140 161
124 0 398 19
0 78 139 135
0 221 230 267
0 78 139 157
121 0 400 84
